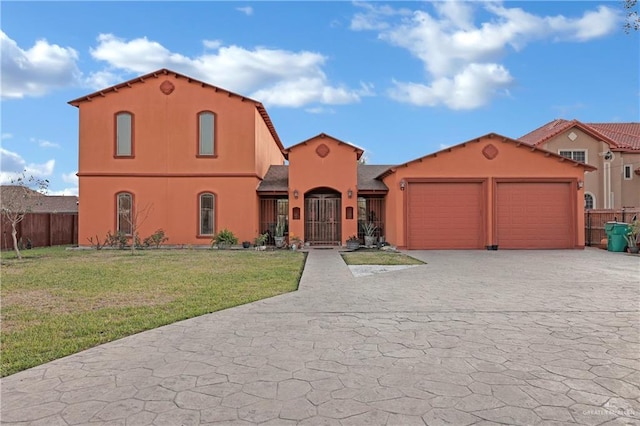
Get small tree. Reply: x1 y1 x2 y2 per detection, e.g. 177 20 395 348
625 0 639 33
118 202 153 255
1 173 49 260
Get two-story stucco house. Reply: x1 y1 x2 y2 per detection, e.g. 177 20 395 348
70 69 594 250
519 119 640 209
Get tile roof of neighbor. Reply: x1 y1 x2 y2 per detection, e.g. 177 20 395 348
68 68 284 152
257 164 391 192
519 119 640 151
0 186 78 213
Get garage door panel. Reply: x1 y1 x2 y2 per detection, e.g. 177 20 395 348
496 182 573 249
408 182 484 249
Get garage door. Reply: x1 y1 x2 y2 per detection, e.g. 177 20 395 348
407 182 484 249
496 182 573 249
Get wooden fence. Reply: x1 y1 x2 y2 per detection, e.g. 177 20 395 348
1 213 78 250
585 208 640 247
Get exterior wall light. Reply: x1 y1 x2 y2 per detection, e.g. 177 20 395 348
293 189 299 199
577 180 584 189
400 179 406 191
347 188 353 198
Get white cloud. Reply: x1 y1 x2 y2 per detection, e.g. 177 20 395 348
62 172 78 185
89 33 368 107
30 138 60 149
389 63 513 110
352 2 619 109
203 39 223 50
236 6 253 16
305 106 336 114
1 133 12 140
0 31 80 99
0 147 55 184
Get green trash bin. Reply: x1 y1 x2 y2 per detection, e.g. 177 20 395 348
605 222 630 252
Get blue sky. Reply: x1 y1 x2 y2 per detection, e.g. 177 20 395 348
1 1 638 195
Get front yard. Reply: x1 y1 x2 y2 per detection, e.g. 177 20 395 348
0 247 306 377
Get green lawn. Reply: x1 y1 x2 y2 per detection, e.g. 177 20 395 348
341 251 425 265
0 247 306 377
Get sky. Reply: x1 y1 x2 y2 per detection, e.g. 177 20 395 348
1 1 638 195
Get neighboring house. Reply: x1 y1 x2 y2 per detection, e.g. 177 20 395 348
519 119 640 209
0 186 78 249
70 69 593 249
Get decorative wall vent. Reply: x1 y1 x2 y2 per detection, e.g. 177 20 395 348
568 132 577 141
316 143 330 158
160 80 175 95
482 144 499 160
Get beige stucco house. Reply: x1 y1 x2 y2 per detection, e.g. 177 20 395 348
520 120 640 209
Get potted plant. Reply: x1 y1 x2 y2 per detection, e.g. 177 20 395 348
361 222 377 247
254 232 268 250
242 240 251 249
274 221 286 248
212 228 238 249
625 220 640 254
290 234 303 251
346 235 360 250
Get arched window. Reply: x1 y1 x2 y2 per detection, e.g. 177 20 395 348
115 112 133 156
198 112 215 156
117 192 133 235
584 192 595 210
200 193 215 235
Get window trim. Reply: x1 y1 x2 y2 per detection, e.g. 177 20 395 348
116 192 134 236
584 192 595 210
558 149 587 164
196 111 217 158
114 111 135 158
623 164 633 180
197 191 216 238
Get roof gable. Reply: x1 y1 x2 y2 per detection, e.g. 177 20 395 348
378 132 596 179
519 119 640 152
284 133 364 160
68 68 284 152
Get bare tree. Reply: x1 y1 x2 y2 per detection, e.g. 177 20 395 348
1 173 49 259
119 202 153 255
625 0 639 32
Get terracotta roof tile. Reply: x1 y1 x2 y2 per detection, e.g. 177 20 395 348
519 119 640 151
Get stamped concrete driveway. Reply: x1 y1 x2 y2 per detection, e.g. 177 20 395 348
1 249 639 425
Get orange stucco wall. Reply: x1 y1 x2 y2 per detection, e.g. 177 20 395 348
383 135 590 249
79 177 262 245
255 110 285 178
75 74 283 245
287 135 359 244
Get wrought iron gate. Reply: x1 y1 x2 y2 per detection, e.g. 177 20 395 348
305 195 341 245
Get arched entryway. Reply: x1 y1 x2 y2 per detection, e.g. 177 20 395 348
305 188 341 245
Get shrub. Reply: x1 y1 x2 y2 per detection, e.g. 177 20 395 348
212 228 238 248
105 230 128 249
143 229 169 248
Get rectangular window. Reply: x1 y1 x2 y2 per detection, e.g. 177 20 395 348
200 194 214 235
199 112 215 156
116 113 132 156
559 150 586 163
624 164 633 180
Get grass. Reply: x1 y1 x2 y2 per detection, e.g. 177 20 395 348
341 250 425 265
0 246 306 377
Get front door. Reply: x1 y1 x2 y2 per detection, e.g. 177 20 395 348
305 194 341 245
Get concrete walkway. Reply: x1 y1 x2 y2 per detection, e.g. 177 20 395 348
1 248 639 425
